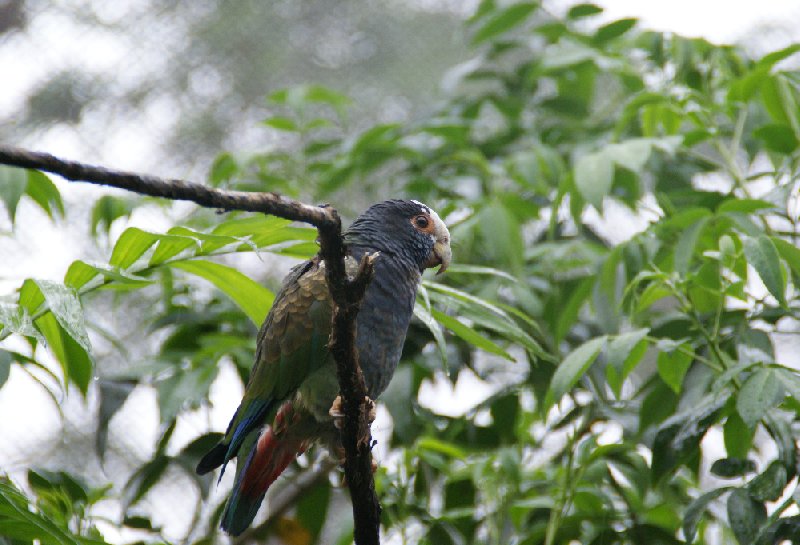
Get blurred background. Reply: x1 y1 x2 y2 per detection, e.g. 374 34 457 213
1 0 799 544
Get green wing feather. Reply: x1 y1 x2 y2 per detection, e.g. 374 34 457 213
196 258 334 474
247 257 333 404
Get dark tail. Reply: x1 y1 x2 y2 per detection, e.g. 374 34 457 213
221 427 307 536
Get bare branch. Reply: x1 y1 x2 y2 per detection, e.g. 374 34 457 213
0 145 381 544
0 145 335 227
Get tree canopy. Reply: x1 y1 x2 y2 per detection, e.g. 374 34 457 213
2 2 800 544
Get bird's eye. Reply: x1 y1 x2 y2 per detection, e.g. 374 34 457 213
414 215 429 229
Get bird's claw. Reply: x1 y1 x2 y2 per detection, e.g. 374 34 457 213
329 395 345 429
329 395 377 430
364 396 377 424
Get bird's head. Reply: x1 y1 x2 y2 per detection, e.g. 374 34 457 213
345 199 451 274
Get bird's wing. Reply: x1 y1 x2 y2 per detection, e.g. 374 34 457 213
251 257 333 397
200 257 334 472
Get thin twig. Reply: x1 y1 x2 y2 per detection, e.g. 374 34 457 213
0 144 382 544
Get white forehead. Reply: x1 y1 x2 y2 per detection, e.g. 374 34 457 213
411 200 447 238
411 199 432 216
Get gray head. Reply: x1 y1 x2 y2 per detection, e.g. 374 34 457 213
344 199 451 274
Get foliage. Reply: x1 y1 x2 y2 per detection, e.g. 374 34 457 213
3 1 800 544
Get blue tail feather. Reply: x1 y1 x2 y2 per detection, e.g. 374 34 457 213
221 431 265 536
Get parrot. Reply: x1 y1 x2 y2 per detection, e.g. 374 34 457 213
196 199 451 536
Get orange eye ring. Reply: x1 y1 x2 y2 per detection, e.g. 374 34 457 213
413 215 429 229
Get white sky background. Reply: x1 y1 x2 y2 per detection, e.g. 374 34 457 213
0 0 800 542
592 0 800 45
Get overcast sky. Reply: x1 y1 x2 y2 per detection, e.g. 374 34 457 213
594 0 800 44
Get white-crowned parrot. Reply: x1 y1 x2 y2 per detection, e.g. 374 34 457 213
196 199 451 535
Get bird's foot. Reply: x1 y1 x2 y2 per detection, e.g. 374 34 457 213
329 395 377 430
329 395 345 429
364 396 377 424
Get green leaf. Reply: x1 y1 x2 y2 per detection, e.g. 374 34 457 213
269 84 351 117
764 413 797 479
90 196 135 236
772 237 800 278
35 313 93 395
479 201 524 273
546 336 606 410
96 379 135 461
295 481 331 543
567 3 603 19
21 280 93 394
593 18 637 44
736 367 785 428
169 260 274 326
754 124 799 154
761 74 798 125
34 280 92 355
414 289 449 373
28 469 89 505
757 43 800 71
148 231 201 265
262 116 299 131
0 479 92 545
717 198 778 214
724 411 754 459
0 302 44 343
555 276 594 344
109 227 159 268
0 165 28 223
727 488 766 545
729 46 800 103
683 487 730 544
651 391 730 482
415 437 467 460
431 308 512 360
709 458 756 478
0 350 11 390
64 260 153 291
25 170 64 219
604 138 653 173
777 367 800 404
542 38 601 70
656 345 693 394
424 282 546 359
606 328 649 396
674 216 711 274
574 151 613 210
471 2 538 44
208 152 239 186
742 235 786 307
747 460 787 502
442 264 517 282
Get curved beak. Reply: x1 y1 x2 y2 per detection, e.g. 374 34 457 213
424 214 451 275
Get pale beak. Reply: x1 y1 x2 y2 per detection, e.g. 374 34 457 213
424 215 451 274
433 238 452 275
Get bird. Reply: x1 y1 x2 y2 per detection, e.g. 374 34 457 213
196 199 451 536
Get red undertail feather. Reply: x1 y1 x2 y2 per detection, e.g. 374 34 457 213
243 426 308 498
221 402 310 536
